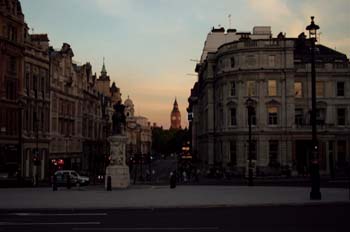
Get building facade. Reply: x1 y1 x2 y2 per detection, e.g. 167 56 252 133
124 96 152 159
0 0 25 178
49 44 112 179
188 27 350 176
22 32 50 180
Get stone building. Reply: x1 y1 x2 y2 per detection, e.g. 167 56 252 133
22 31 50 180
49 47 114 179
49 43 83 174
188 26 350 176
0 0 25 178
124 96 152 159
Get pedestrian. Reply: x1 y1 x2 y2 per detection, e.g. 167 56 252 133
170 171 176 188
183 170 187 183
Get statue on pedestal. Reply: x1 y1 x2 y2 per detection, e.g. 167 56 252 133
112 101 126 135
106 100 130 189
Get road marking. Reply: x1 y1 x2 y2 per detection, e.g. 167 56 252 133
0 222 101 226
8 213 107 216
72 227 219 231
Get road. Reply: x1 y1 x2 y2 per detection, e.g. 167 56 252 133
0 204 349 232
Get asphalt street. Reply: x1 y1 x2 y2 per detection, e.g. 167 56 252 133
0 204 349 232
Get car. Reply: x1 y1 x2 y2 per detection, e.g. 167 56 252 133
54 170 90 186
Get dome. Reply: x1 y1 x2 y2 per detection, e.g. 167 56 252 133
124 96 134 107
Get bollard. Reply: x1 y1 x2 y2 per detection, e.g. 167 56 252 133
107 176 112 191
52 175 57 191
67 174 71 189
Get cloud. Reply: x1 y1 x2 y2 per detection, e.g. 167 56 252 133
94 0 133 17
247 0 292 21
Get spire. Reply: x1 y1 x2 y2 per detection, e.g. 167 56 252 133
172 97 179 111
174 97 178 106
101 57 107 75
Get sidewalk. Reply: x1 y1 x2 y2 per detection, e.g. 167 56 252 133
0 185 349 209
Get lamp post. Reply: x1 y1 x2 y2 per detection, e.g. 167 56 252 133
246 97 254 186
65 134 71 169
306 16 321 200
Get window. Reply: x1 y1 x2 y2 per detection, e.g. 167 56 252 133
6 80 16 100
268 80 277 96
7 25 17 42
268 106 278 125
230 81 236 96
337 141 346 167
230 57 235 68
247 81 256 96
316 81 324 97
269 140 279 167
337 108 346 125
268 55 275 67
8 56 17 74
295 108 304 126
33 74 37 92
25 64 30 90
337 82 345 97
230 141 237 166
294 81 302 97
316 108 326 125
229 108 237 126
249 108 256 126
247 140 257 160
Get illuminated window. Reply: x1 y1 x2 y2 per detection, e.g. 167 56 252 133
247 81 256 96
294 81 302 97
268 80 277 96
268 106 278 125
316 81 324 97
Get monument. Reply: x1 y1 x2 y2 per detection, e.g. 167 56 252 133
105 101 130 189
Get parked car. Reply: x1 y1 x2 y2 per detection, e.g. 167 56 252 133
54 170 90 186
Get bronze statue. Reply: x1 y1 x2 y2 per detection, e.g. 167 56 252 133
112 101 126 135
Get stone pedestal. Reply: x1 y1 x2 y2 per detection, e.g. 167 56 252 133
105 135 130 189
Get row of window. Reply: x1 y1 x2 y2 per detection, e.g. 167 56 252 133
227 106 278 126
227 80 346 98
23 107 49 133
24 63 49 95
220 55 277 70
224 106 347 127
227 140 348 167
295 108 347 126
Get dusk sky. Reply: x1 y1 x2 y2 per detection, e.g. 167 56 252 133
21 0 350 128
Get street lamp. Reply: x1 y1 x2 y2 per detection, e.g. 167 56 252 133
65 134 71 169
246 97 255 186
306 16 321 200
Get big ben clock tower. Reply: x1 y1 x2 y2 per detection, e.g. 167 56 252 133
170 98 181 129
